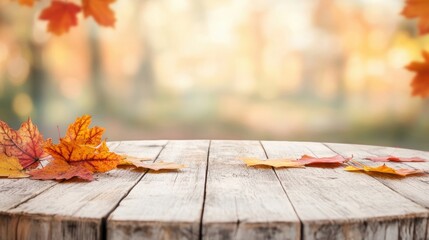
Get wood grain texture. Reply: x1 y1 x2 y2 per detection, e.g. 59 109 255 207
0 141 166 240
107 140 210 240
202 140 300 240
261 141 429 240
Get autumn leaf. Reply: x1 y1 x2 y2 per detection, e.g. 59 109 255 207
365 155 426 162
406 51 429 97
82 0 116 27
45 139 121 173
0 118 45 169
118 154 151 166
0 154 29 178
239 157 305 168
39 1 81 35
18 0 34 7
298 154 350 165
64 115 104 146
345 161 425 177
402 0 429 34
29 158 93 181
128 161 186 171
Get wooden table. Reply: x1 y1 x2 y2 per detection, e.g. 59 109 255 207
1 140 429 240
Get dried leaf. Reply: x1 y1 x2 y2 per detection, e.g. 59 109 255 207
298 154 350 165
82 0 116 27
406 51 429 98
402 0 429 34
0 154 29 178
0 118 45 169
345 162 425 177
118 154 151 166
64 115 104 146
29 159 93 181
129 161 185 171
239 157 304 168
18 0 34 7
39 1 81 35
365 155 426 162
45 139 121 173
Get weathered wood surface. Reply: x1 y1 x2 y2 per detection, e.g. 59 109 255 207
202 140 300 240
261 141 429 240
1 140 429 240
107 140 210 240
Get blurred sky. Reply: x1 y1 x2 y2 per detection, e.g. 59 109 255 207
1 0 429 149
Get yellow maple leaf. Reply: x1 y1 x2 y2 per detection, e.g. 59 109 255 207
128 161 185 171
0 154 29 178
239 157 305 168
118 154 152 166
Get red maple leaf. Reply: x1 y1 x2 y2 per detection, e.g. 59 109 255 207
297 154 350 166
0 118 46 169
365 155 426 162
402 0 429 34
39 1 81 35
29 158 93 181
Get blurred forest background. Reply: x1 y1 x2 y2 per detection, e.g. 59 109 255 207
1 0 429 149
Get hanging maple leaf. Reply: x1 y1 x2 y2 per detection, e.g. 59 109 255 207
345 161 425 177
365 155 426 162
82 0 116 27
64 115 104 146
402 0 429 34
297 154 350 166
128 161 186 171
406 51 429 97
39 1 81 35
29 158 93 181
0 154 29 178
44 139 121 173
239 157 305 168
18 0 34 7
0 118 45 169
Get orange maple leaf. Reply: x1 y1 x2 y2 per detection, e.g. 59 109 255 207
82 0 116 27
64 115 104 146
406 51 429 97
0 154 29 178
345 161 425 177
39 1 81 35
45 139 120 173
0 118 46 169
29 158 93 181
18 0 34 7
402 0 429 34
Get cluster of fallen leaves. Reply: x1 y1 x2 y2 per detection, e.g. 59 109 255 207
15 0 116 35
240 154 426 177
0 115 184 181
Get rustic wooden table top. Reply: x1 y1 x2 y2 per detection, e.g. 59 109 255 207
1 140 429 240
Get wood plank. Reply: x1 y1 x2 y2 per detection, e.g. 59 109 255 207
202 140 300 240
261 141 429 240
0 140 166 240
325 142 429 211
107 140 210 240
